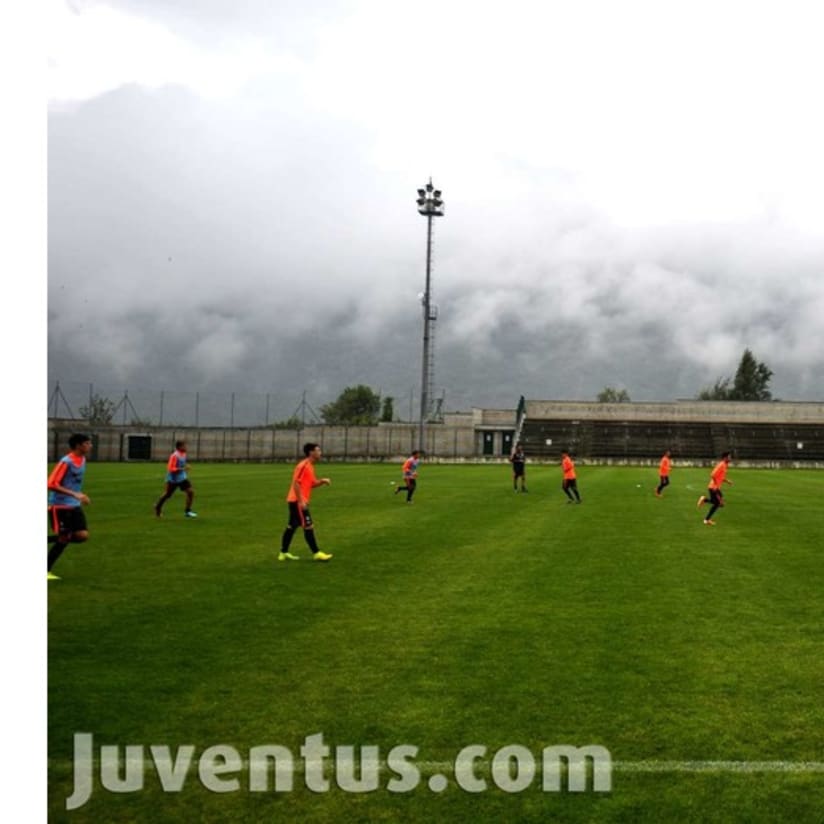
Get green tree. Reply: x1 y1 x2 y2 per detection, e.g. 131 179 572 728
380 396 394 422
271 416 303 430
596 386 631 403
697 378 732 401
697 349 773 401
320 385 381 425
730 348 773 400
79 394 115 425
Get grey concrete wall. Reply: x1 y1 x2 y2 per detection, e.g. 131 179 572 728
47 422 478 463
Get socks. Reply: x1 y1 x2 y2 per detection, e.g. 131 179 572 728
48 541 68 572
281 526 295 553
304 529 320 554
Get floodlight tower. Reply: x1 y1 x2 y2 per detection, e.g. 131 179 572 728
416 178 444 451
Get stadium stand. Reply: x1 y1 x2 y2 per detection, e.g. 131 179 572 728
720 423 824 461
522 420 715 460
519 401 824 462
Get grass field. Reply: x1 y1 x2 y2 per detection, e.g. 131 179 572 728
47 461 824 822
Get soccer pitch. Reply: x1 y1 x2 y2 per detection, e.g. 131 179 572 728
47 463 824 822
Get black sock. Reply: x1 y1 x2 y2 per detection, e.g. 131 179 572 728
48 542 68 571
281 527 295 552
304 529 320 553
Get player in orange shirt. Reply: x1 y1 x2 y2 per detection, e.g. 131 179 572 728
154 440 197 518
697 452 733 525
47 433 93 579
561 450 581 503
278 443 333 561
394 450 421 503
655 450 672 497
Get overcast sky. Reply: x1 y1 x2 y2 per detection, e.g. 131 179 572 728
46 0 824 419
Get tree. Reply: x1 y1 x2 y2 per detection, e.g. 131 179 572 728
697 378 732 401
271 416 303 430
697 349 773 401
596 387 631 403
380 396 394 423
731 348 773 401
320 385 381 425
79 394 115 425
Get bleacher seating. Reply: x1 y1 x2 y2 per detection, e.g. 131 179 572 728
520 418 824 461
720 423 824 461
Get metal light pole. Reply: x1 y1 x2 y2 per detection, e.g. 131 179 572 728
416 178 444 451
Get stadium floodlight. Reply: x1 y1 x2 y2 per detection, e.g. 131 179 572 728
415 178 445 450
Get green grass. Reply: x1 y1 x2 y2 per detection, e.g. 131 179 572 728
48 463 824 822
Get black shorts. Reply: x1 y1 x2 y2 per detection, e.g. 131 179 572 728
512 463 525 477
563 478 578 490
167 479 192 492
708 488 723 506
288 501 313 529
49 506 87 535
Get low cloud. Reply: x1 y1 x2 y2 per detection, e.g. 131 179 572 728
48 1 824 415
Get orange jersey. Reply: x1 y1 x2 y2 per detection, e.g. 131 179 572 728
47 454 81 489
659 455 672 476
286 458 317 503
708 460 729 490
47 453 86 507
562 456 576 480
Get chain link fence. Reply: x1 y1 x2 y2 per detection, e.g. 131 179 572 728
48 380 366 428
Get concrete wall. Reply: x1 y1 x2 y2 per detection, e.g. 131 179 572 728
47 422 479 463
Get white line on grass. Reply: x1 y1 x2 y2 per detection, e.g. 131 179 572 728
614 761 824 774
48 758 824 774
411 760 824 774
